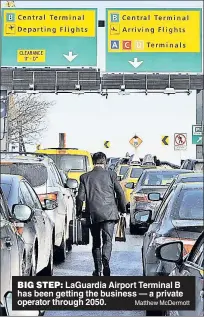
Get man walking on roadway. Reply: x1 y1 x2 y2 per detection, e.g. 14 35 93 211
76 152 126 276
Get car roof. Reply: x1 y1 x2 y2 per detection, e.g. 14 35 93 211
185 158 203 162
0 152 52 165
143 168 188 173
0 174 23 184
179 182 203 190
176 172 203 180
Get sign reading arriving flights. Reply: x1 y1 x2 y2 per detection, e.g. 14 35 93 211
2 8 97 67
106 8 202 72
129 135 143 149
174 133 187 151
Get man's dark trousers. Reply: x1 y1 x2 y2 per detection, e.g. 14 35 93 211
90 220 115 274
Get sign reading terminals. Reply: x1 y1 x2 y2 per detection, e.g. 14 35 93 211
2 8 97 67
106 8 202 72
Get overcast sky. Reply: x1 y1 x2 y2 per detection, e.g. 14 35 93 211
2 1 203 164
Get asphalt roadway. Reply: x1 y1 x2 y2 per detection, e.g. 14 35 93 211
45 215 145 316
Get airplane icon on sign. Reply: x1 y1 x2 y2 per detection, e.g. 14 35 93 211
110 24 120 35
6 24 16 34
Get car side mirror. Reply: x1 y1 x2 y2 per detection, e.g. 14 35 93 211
4 291 42 316
43 199 58 210
135 210 152 224
155 241 184 265
148 192 161 201
12 204 33 222
125 182 135 189
66 178 78 190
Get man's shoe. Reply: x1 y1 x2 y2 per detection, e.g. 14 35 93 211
92 270 102 276
103 266 110 276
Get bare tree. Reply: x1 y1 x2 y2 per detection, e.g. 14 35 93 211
8 94 55 151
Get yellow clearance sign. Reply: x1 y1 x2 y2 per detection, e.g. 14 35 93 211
17 50 46 62
108 9 201 53
4 9 96 37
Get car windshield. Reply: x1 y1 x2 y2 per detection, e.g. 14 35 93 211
141 170 183 186
194 162 203 171
0 183 11 200
0 163 48 187
111 158 119 164
172 188 203 220
47 154 86 172
130 168 144 178
119 166 129 176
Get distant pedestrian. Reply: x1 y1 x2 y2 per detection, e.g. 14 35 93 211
76 152 126 276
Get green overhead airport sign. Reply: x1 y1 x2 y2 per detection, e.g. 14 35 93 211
1 8 97 67
192 125 203 145
106 8 202 73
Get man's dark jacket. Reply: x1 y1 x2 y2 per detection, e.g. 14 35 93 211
76 166 126 223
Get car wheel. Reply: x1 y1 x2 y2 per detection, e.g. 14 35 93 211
38 244 53 276
129 219 136 234
66 239 72 251
54 229 66 263
126 204 130 213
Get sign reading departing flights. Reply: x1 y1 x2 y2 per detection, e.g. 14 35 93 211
106 8 202 72
2 8 97 66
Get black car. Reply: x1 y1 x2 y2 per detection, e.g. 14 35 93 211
161 172 203 202
1 174 55 276
156 231 204 316
141 182 203 278
129 169 190 233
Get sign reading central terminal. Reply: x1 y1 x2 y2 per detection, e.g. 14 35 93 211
106 8 202 73
3 10 96 37
2 8 97 67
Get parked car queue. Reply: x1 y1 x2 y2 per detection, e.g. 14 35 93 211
108 154 203 316
0 151 81 315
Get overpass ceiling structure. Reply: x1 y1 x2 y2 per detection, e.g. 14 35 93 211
0 68 203 93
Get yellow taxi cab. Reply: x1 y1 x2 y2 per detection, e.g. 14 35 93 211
120 165 145 212
115 164 129 181
36 148 93 182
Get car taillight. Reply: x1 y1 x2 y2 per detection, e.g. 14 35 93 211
134 193 149 202
38 192 58 203
154 236 196 256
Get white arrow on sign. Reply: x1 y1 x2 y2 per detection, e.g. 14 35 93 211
197 137 202 143
128 57 143 69
63 51 78 62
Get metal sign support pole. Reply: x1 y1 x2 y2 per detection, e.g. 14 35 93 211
196 89 204 159
0 89 9 152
